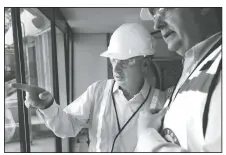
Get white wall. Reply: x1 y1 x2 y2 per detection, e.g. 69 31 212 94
73 33 108 98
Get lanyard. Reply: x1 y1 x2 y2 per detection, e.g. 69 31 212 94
167 38 222 108
111 81 152 152
203 58 221 137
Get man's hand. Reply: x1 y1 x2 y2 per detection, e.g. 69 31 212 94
10 83 54 109
137 107 169 133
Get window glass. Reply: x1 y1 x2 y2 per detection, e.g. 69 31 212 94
20 8 55 152
5 8 21 152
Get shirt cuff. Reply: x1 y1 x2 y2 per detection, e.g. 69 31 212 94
38 101 59 119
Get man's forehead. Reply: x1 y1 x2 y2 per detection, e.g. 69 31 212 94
149 8 177 15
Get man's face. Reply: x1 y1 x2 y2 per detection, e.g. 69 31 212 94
151 8 203 56
110 56 144 88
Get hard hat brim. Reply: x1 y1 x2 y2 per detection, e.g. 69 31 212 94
140 8 153 21
100 50 129 60
100 49 156 60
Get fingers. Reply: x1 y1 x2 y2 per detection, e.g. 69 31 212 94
150 108 161 114
140 107 169 119
10 83 33 92
23 90 53 109
39 91 51 100
24 100 31 108
157 107 169 117
10 83 45 94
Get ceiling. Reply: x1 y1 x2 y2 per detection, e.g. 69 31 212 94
60 8 155 33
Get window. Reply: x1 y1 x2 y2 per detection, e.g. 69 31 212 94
20 8 56 152
5 8 58 152
56 27 67 108
5 8 20 152
5 7 73 153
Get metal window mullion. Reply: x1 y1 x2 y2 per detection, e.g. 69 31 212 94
70 32 74 102
63 25 72 153
50 9 62 152
11 8 31 152
64 29 69 105
107 33 113 79
68 31 74 152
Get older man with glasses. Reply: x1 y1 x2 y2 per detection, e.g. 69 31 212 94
136 8 222 152
11 23 168 152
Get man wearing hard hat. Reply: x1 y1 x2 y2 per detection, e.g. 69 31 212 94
11 23 167 152
136 8 222 152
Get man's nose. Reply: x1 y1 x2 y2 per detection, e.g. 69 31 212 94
112 62 123 73
153 16 166 31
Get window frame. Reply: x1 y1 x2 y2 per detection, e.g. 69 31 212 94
11 7 31 152
6 7 73 153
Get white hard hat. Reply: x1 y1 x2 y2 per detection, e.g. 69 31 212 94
140 8 154 20
100 23 156 60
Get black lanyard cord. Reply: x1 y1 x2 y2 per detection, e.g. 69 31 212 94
111 81 152 152
203 59 222 137
111 81 121 132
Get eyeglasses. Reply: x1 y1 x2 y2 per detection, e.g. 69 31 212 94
110 58 138 68
150 8 175 21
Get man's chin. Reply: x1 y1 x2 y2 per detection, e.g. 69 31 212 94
115 80 124 86
168 43 186 57
116 80 129 89
176 51 186 57
167 42 177 51
174 47 187 57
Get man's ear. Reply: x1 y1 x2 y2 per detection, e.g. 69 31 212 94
142 58 149 71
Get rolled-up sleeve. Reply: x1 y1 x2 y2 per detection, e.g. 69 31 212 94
37 82 99 138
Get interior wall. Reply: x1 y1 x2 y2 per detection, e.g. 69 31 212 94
71 33 108 152
73 33 108 99
154 38 182 59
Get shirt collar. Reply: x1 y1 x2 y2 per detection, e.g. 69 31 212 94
185 32 222 62
113 79 150 98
